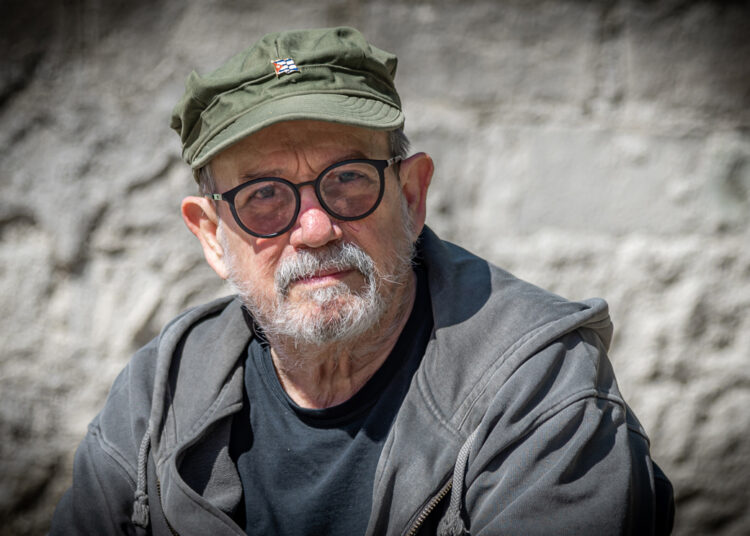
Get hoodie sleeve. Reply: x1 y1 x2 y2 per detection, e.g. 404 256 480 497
461 328 674 536
50 339 158 536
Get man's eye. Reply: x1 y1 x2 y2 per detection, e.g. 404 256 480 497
250 184 277 199
335 171 367 183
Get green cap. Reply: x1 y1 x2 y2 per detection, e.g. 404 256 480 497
170 27 405 174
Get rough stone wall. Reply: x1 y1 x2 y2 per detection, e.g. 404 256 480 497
1 1 748 534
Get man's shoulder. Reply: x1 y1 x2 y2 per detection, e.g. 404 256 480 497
92 295 249 458
419 228 612 346
417 228 617 425
109 295 242 387
100 296 244 411
126 293 250 397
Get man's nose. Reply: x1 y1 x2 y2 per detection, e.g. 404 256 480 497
288 185 342 248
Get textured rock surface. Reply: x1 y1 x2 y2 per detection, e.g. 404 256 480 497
1 1 748 534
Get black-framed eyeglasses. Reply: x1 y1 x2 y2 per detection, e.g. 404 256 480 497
207 156 402 238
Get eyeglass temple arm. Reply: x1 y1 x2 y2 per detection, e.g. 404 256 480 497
207 193 223 200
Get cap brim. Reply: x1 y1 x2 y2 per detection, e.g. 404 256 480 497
191 93 404 169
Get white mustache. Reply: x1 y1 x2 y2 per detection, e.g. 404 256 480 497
274 242 376 296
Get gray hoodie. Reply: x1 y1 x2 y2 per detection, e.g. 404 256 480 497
51 228 673 535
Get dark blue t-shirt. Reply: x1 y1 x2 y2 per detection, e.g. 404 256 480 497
230 266 433 535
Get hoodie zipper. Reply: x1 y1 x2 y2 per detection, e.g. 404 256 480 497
155 477 181 536
404 479 453 536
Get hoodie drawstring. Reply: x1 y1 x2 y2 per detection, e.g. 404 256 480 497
438 427 479 536
132 428 152 528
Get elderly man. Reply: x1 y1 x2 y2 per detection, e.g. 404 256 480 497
52 27 673 535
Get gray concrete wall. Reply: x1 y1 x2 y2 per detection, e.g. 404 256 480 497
1 1 748 534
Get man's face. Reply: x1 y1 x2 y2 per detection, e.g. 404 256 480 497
207 120 420 345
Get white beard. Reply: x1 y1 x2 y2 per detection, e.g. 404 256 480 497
221 203 415 347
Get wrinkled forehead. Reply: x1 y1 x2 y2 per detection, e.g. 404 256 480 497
210 120 391 186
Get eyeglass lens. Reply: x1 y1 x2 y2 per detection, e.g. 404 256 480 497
233 161 383 236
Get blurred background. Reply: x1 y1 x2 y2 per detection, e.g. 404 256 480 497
1 0 749 534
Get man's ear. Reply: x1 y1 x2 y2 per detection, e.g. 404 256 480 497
398 152 434 240
181 196 230 279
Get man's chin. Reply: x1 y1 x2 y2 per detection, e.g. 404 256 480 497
264 292 383 346
284 293 363 322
